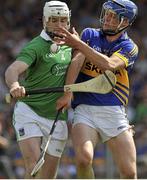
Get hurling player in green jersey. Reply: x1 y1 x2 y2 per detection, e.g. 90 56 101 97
5 1 72 179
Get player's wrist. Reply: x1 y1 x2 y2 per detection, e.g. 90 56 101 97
75 39 85 51
10 82 20 89
64 91 73 99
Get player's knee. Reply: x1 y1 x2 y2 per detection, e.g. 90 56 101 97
121 167 136 178
76 150 93 168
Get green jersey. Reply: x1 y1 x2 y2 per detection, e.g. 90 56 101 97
16 30 72 121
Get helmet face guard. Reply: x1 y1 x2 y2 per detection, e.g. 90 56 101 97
43 1 71 32
100 0 138 36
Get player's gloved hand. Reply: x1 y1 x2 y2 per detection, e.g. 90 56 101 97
10 82 26 98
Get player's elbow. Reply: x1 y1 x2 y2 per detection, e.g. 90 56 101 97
101 56 126 71
108 61 118 70
5 65 14 79
100 59 116 71
5 66 11 82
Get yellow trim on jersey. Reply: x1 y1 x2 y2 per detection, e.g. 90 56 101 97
115 69 129 88
115 83 129 96
113 87 128 104
113 51 129 67
130 44 138 56
112 91 126 106
113 68 129 106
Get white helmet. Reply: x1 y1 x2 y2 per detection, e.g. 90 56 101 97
43 1 71 28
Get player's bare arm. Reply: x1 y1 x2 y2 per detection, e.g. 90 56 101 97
5 61 28 98
69 39 126 71
56 51 85 110
65 50 85 85
55 27 126 71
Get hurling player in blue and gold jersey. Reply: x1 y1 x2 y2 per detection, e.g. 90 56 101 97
56 0 138 178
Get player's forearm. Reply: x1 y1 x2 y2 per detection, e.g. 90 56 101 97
5 61 29 88
65 51 85 85
5 66 20 88
76 40 115 71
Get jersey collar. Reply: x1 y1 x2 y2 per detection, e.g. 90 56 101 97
40 30 52 41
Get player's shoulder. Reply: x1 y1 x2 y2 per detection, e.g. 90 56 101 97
28 35 44 46
22 35 45 51
81 28 101 40
120 33 137 46
119 33 138 52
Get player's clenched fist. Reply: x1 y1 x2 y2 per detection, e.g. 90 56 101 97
10 82 25 98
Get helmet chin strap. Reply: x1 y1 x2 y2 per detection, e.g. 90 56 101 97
102 17 130 36
45 27 63 40
102 24 130 36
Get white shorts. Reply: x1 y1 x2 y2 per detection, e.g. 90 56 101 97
13 102 68 157
73 104 130 142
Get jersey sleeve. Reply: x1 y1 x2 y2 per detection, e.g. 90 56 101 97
80 28 91 44
16 42 37 66
113 40 138 68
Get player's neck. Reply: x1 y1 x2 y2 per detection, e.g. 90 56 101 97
106 32 123 42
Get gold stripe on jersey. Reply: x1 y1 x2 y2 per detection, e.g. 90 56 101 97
115 69 129 88
112 69 129 106
130 44 138 56
113 51 129 67
115 82 129 95
112 91 127 106
113 85 129 104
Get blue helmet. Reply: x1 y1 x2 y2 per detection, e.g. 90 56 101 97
100 0 138 35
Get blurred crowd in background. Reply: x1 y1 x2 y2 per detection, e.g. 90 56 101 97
0 0 147 178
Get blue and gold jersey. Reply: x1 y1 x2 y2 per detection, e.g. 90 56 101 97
72 28 138 108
